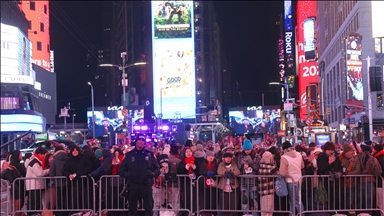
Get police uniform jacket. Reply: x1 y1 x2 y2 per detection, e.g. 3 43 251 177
119 148 160 185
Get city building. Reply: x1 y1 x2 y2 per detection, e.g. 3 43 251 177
317 1 384 143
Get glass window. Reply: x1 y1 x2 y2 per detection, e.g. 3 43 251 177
47 44 50 53
40 23 44 32
30 2 35 10
28 21 32 29
44 5 47 14
37 41 42 51
0 97 20 110
378 94 383 108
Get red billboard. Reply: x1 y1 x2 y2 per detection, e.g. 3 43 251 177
296 0 318 120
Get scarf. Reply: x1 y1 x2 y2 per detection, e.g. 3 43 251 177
374 150 384 159
205 162 213 188
33 153 46 170
184 156 195 176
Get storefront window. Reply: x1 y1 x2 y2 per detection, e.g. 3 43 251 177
378 93 383 108
0 97 20 110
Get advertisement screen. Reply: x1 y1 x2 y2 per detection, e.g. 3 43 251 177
228 107 281 135
87 106 144 137
304 17 316 61
1 114 46 133
152 1 196 119
1 23 33 78
345 35 363 109
284 0 292 31
315 133 331 146
371 1 384 38
296 1 318 120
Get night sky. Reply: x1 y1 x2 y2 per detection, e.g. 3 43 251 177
50 1 283 123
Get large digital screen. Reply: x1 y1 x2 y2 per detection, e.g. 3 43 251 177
284 0 292 31
87 106 144 137
1 114 46 133
284 0 294 70
371 1 384 38
296 1 318 120
228 107 281 135
1 23 33 77
345 35 363 110
303 17 316 61
152 1 196 119
315 133 331 146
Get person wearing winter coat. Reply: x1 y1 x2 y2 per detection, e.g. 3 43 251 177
167 144 181 214
198 151 219 214
62 145 92 211
1 160 24 216
356 141 383 215
279 141 304 216
9 150 26 177
82 145 100 173
373 143 384 216
177 148 198 216
25 147 49 215
49 146 69 216
258 151 278 216
193 144 206 176
217 152 241 216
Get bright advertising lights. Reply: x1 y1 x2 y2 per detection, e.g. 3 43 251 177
296 1 318 120
151 1 196 119
345 35 363 110
371 1 384 38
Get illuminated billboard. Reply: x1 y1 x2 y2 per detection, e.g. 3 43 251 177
296 1 318 120
1 114 46 133
306 83 320 120
345 35 363 110
371 1 384 38
228 106 281 135
1 23 33 77
20 1 51 71
151 1 196 119
284 0 294 70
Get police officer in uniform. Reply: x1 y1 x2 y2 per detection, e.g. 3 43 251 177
119 134 160 216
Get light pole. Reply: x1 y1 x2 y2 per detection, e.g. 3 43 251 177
364 56 374 141
88 82 95 139
99 60 147 109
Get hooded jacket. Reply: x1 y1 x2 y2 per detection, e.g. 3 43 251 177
9 150 26 177
1 165 24 199
62 146 92 180
25 155 49 190
279 148 304 183
90 150 112 179
49 150 69 186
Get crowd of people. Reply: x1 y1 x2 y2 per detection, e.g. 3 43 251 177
1 135 384 216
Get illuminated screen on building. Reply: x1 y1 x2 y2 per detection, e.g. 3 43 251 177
284 0 294 69
228 106 281 135
296 1 318 120
151 1 196 119
20 1 51 71
1 23 33 78
345 35 363 110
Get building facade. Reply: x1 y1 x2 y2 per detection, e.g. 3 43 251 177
317 1 384 143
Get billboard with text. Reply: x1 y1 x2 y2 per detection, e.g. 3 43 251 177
296 1 318 120
345 35 363 110
152 1 196 119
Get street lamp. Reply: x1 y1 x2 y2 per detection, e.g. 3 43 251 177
99 58 147 108
88 82 95 139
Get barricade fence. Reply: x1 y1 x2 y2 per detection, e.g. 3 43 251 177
1 174 383 216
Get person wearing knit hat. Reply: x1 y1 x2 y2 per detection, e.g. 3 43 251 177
360 140 373 152
206 151 215 158
185 139 193 147
342 144 354 155
95 149 103 160
242 139 253 151
223 152 233 158
196 144 204 152
282 141 292 151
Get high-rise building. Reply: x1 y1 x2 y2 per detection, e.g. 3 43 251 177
317 1 384 143
20 0 51 72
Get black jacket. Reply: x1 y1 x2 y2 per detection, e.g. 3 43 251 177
119 148 160 185
1 166 24 199
90 150 112 180
49 150 69 186
62 153 92 180
317 151 342 175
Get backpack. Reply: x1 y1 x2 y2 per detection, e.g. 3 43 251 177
315 180 328 204
275 174 288 197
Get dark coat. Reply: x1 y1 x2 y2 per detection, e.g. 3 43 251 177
374 150 384 187
90 150 112 180
1 166 24 199
49 150 69 186
317 151 342 175
198 159 218 189
62 152 92 180
119 148 160 185
9 150 26 177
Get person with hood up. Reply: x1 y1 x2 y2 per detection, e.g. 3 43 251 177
193 143 206 176
49 146 69 216
1 160 24 216
82 145 100 173
25 146 49 215
8 150 26 177
279 141 304 215
258 151 278 216
373 143 384 216
62 145 92 212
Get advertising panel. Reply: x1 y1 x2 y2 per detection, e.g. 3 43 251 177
284 0 294 70
152 1 196 119
87 106 144 137
0 114 46 133
279 35 285 82
1 23 33 78
306 83 320 120
371 1 384 38
296 1 318 120
228 106 281 135
345 35 363 110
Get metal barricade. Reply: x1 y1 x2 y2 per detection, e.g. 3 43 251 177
299 174 384 215
98 175 192 216
1 179 11 216
12 176 96 216
196 175 296 216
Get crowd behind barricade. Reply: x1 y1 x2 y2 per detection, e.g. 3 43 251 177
0 135 384 216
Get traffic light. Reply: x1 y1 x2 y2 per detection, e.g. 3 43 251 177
122 121 127 132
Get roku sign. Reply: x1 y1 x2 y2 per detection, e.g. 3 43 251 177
285 32 292 54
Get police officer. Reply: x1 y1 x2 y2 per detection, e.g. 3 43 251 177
119 134 160 216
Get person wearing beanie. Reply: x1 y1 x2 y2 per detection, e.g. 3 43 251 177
217 150 241 216
258 151 278 216
373 143 384 212
279 141 305 214
89 149 112 179
95 149 103 160
198 150 219 212
194 143 206 176
236 139 257 172
356 140 383 215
